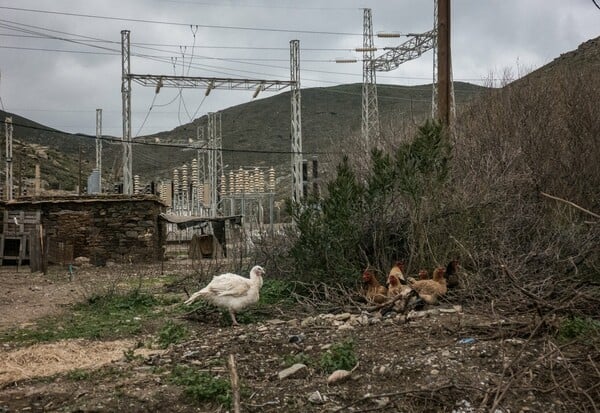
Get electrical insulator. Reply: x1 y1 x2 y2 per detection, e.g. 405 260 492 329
377 31 401 38
229 171 234 195
133 175 140 195
235 171 241 194
191 159 198 185
243 169 249 193
173 169 180 193
182 164 189 193
268 167 275 192
259 169 265 193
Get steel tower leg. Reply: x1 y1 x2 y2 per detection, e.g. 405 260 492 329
121 30 132 195
361 8 379 149
290 39 303 203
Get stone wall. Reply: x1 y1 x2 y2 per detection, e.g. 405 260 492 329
1 196 166 264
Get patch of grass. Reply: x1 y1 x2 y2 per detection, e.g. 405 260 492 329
557 316 600 341
67 369 92 381
282 352 313 368
169 364 231 408
319 339 358 374
157 321 188 348
0 290 173 345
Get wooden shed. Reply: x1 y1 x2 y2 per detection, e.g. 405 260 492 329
0 195 167 270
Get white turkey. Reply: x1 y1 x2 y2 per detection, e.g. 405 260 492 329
184 265 265 326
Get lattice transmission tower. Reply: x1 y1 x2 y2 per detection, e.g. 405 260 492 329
207 112 222 217
361 8 380 148
362 1 455 139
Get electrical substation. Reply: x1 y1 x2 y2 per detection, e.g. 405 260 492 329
1 0 453 264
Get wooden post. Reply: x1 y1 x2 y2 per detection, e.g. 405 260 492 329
437 0 451 128
227 354 241 413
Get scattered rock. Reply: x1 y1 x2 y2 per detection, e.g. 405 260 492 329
278 363 308 380
308 390 326 404
267 319 286 325
334 312 351 321
74 256 91 267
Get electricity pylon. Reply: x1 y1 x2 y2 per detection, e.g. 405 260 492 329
95 108 102 192
120 30 302 205
362 0 454 136
361 8 380 149
290 39 303 203
207 112 222 216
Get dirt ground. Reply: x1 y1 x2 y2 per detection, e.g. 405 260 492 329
0 263 586 412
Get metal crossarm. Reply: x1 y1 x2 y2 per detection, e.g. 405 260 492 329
128 74 294 91
373 29 436 72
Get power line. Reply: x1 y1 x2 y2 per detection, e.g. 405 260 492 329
0 6 367 36
0 32 355 51
0 118 342 156
0 45 117 55
0 18 459 84
160 0 361 11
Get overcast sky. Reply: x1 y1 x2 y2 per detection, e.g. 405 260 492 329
0 0 598 138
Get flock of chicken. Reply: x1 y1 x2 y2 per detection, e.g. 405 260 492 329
361 260 460 307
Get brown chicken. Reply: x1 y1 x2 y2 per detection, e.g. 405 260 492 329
387 273 411 297
362 267 388 304
407 269 429 283
446 259 460 288
388 261 406 282
387 263 411 298
408 267 447 304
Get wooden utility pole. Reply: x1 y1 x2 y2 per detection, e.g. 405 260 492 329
437 0 451 128
78 144 82 195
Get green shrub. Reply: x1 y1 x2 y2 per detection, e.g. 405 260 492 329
157 321 188 348
557 316 600 341
67 369 91 381
259 279 295 305
288 120 450 284
319 340 358 373
169 365 231 408
283 352 313 368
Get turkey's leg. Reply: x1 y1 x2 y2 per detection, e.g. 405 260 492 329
229 309 239 326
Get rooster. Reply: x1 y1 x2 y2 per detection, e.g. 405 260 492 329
407 267 447 305
361 267 388 304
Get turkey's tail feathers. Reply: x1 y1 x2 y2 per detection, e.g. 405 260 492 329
184 289 208 305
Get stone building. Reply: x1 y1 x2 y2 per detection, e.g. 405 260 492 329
0 195 166 269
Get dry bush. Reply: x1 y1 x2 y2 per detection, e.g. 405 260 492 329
444 61 600 332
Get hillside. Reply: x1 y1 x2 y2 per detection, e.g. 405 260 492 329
1 82 485 194
0 110 96 192
144 82 484 177
2 35 599 197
